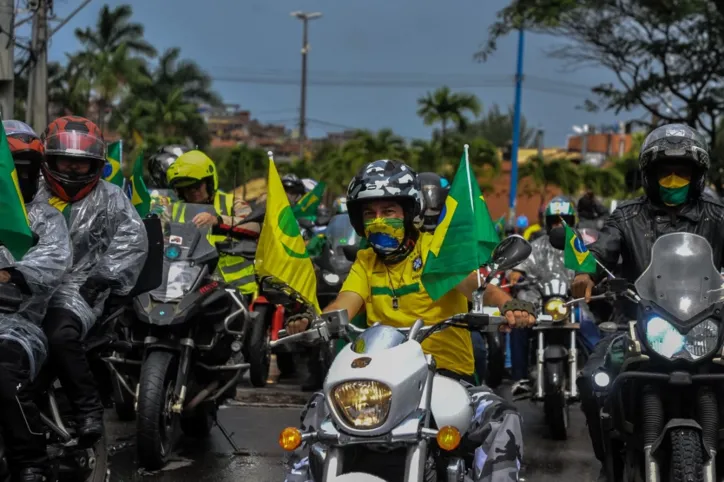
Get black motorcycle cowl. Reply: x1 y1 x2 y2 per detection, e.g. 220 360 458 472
544 345 568 361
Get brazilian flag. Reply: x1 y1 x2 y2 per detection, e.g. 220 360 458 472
563 223 597 274
104 140 124 187
0 120 33 260
125 151 151 217
421 150 499 301
293 181 326 220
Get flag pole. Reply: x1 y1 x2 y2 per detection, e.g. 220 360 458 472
464 144 484 291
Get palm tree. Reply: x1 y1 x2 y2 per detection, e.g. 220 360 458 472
47 58 91 118
410 139 441 173
74 4 156 57
519 156 581 207
580 164 624 198
150 48 222 106
465 104 537 148
417 86 481 149
351 129 407 161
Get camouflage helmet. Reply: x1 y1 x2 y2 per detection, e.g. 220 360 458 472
148 145 190 188
347 159 423 236
639 123 710 200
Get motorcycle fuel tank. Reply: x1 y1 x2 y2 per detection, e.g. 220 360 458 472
430 374 473 434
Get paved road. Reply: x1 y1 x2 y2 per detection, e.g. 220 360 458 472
107 383 597 482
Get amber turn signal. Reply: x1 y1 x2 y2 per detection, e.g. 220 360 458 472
436 425 462 451
279 427 303 451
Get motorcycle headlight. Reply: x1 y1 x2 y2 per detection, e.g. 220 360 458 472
323 272 340 285
544 298 569 322
332 380 392 429
645 316 719 361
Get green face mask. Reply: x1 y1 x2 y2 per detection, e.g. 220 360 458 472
658 173 691 206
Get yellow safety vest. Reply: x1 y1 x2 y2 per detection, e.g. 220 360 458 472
171 192 257 296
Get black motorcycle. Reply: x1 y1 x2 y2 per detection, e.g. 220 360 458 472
591 232 724 482
107 203 266 470
0 283 114 482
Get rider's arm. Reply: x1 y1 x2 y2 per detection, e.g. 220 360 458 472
216 198 261 237
87 191 148 295
324 291 365 319
455 271 512 305
0 205 72 297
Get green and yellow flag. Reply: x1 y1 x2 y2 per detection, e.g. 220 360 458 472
293 181 326 220
255 159 321 312
126 151 151 217
563 223 597 274
421 147 499 301
104 140 124 187
0 121 33 260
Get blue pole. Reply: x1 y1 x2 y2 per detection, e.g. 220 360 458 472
508 29 525 222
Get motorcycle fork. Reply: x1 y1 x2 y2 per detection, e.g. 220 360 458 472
536 331 545 398
568 330 578 399
171 336 194 413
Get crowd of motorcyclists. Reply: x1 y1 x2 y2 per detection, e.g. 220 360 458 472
0 114 722 482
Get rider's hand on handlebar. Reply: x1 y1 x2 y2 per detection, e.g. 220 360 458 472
0 270 9 283
499 299 537 329
192 212 219 228
286 314 311 335
572 274 595 302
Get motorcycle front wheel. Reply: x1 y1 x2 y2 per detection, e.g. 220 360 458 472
136 351 180 470
331 474 387 482
244 305 272 387
543 360 568 440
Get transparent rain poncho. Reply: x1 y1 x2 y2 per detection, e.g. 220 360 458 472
34 180 148 336
0 203 73 378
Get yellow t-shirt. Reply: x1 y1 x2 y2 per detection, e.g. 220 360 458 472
341 232 474 375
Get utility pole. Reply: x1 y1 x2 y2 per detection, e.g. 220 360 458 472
291 11 322 161
508 28 525 225
0 0 14 119
27 0 49 133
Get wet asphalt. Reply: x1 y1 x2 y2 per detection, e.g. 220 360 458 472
106 382 597 482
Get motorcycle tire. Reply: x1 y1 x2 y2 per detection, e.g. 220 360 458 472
330 474 387 482
543 360 568 440
275 352 296 377
244 305 271 388
670 428 704 482
82 432 109 482
136 351 180 470
111 375 135 421
180 402 215 438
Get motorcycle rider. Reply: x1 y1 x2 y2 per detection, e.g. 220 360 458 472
285 160 537 481
0 121 73 482
166 150 260 300
29 116 148 454
332 196 347 214
418 171 446 233
282 173 306 206
571 123 724 481
147 144 189 213
508 196 601 395
577 189 607 224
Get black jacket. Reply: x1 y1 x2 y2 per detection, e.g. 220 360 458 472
585 194 724 283
577 195 608 220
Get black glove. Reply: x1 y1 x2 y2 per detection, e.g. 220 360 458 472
79 278 109 306
501 299 537 318
285 312 314 329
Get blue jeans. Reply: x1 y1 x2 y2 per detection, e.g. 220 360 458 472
509 328 530 381
471 331 487 384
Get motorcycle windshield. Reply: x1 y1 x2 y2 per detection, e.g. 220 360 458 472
634 233 721 321
149 203 216 303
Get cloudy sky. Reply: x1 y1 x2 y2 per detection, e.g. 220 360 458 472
39 0 641 147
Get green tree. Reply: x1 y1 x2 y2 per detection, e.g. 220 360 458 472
74 4 156 57
519 156 581 207
479 0 724 191
465 104 536 148
580 164 624 198
417 86 481 150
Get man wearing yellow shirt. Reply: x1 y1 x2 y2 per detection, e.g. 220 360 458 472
286 160 536 482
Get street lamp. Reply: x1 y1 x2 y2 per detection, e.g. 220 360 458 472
290 11 322 161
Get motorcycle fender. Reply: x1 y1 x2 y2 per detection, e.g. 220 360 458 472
143 342 180 356
543 345 568 361
430 374 473 434
650 418 708 458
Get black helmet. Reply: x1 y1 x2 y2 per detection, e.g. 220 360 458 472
148 145 190 188
347 159 423 238
639 123 710 201
418 172 445 232
281 174 306 195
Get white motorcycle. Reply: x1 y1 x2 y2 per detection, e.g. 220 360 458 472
274 236 532 482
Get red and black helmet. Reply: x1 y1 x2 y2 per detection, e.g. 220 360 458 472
3 120 44 202
40 116 107 202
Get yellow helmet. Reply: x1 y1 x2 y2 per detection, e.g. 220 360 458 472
166 150 219 195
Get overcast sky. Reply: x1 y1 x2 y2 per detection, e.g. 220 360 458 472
39 0 642 147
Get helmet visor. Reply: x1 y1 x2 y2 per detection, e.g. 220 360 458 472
421 185 442 210
44 131 106 161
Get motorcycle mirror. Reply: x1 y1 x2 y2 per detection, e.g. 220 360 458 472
489 235 532 271
548 227 566 251
599 321 618 334
342 245 360 262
